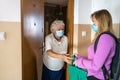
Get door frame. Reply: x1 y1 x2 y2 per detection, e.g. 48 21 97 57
66 0 74 80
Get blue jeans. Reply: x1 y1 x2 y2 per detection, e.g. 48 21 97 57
42 64 65 80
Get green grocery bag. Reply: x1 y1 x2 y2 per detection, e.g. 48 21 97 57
68 65 87 80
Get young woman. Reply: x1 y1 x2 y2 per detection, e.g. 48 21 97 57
74 9 116 80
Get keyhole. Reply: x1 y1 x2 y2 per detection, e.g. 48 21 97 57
33 4 36 7
34 23 36 26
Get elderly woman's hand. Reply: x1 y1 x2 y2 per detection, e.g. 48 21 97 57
61 54 72 64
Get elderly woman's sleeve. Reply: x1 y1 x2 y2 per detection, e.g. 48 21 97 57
45 36 52 51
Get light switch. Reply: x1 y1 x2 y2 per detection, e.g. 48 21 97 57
0 32 5 40
82 31 86 37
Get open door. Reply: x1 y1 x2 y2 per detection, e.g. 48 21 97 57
21 0 44 80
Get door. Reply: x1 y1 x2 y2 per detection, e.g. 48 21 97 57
21 0 44 80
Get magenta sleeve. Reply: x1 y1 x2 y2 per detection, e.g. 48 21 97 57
76 34 115 71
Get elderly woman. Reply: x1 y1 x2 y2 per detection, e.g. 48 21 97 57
42 20 72 80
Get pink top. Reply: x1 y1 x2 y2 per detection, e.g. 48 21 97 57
76 34 116 80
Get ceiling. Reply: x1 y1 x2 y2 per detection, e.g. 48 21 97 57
45 0 68 6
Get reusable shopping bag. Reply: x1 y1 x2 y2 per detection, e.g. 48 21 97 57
68 65 87 80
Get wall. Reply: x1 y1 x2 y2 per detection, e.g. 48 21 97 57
92 0 120 23
77 24 91 56
92 0 120 38
73 0 92 56
0 0 22 80
0 0 20 22
74 0 120 56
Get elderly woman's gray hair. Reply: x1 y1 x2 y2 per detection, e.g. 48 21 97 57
50 20 65 32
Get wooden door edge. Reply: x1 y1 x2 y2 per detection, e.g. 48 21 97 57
66 0 74 80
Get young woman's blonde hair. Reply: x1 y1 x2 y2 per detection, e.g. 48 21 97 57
91 9 113 43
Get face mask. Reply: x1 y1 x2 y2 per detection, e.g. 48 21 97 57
92 24 98 32
56 30 64 38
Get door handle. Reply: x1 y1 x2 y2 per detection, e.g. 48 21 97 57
39 46 44 49
39 42 44 49
39 42 45 54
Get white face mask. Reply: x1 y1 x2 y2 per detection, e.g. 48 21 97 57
56 30 64 38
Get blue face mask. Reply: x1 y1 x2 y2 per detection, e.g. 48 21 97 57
56 30 64 37
92 24 98 32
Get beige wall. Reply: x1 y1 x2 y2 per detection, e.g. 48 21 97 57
78 24 91 57
113 23 120 38
73 24 91 57
73 23 120 57
0 22 22 80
